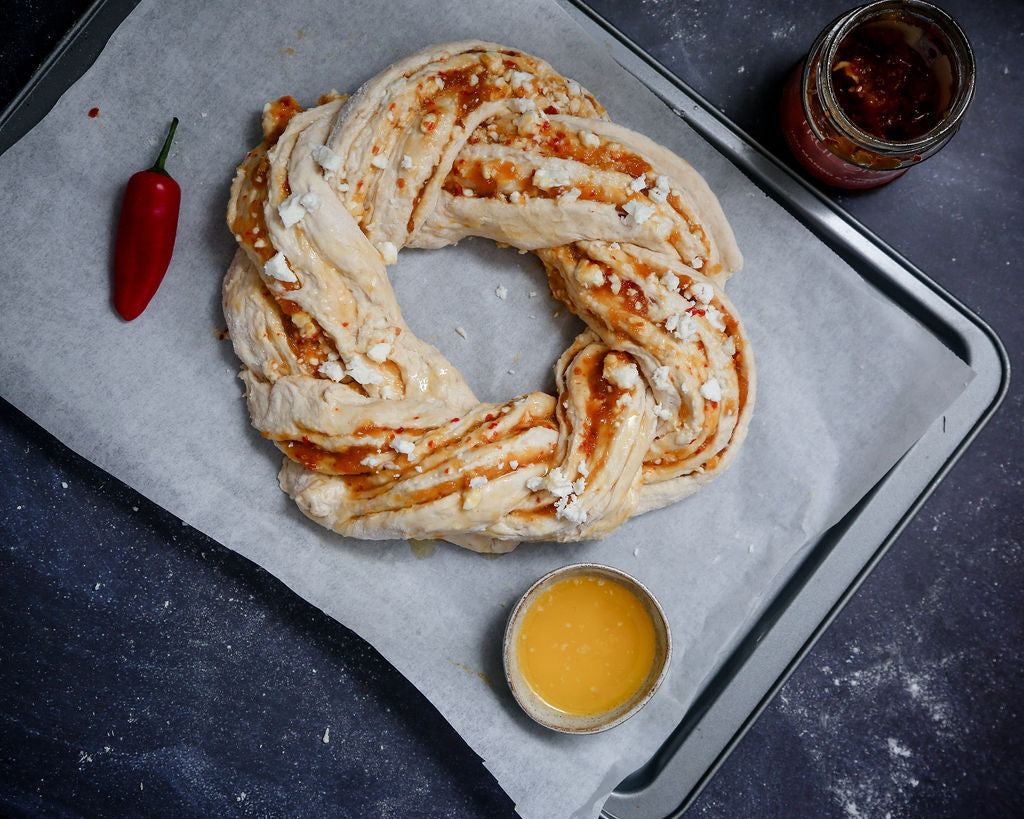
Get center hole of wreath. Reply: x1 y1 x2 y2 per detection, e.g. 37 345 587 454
389 238 587 404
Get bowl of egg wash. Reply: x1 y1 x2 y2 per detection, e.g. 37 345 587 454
503 563 672 733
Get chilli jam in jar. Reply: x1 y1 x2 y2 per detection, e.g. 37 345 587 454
781 0 975 189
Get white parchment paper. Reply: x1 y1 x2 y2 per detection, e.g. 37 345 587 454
0 0 973 815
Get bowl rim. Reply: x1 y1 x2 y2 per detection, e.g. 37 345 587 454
502 562 673 734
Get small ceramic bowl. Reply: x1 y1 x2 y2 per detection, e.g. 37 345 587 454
503 562 672 733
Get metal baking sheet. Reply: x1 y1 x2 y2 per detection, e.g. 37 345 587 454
0 1 1008 816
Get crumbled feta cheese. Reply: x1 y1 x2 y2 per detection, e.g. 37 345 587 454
567 80 581 97
576 261 604 288
688 282 714 304
579 130 600 148
516 109 544 135
622 199 655 226
469 475 488 489
704 304 726 331
628 173 647 193
361 454 385 468
509 460 519 470
701 377 722 402
434 76 445 90
370 154 388 170
318 360 345 382
555 494 588 525
378 241 398 265
604 358 641 391
509 190 522 204
533 166 572 190
665 313 698 342
264 252 297 283
609 274 622 295
609 242 620 250
558 187 581 204
653 402 673 420
661 270 680 291
692 257 704 269
544 468 574 498
390 437 415 456
526 476 545 492
495 285 508 300
400 154 413 170
346 357 383 386
508 97 535 113
509 71 534 90
723 337 737 356
648 175 671 203
313 144 342 173
277 194 306 227
652 365 672 391
469 73 479 86
299 191 321 213
455 326 467 339
367 342 391 363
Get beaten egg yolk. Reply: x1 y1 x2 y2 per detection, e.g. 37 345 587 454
516 575 657 716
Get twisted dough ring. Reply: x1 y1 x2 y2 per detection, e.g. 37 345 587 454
224 41 755 553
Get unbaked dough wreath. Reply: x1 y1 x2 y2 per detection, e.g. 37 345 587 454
223 41 755 553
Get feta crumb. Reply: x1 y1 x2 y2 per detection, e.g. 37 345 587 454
508 97 535 113
313 144 342 173
533 167 572 189
361 454 385 468
367 342 391 363
652 365 672 391
622 199 655 226
609 242 620 250
628 173 647 193
277 194 306 227
688 282 714 304
567 80 581 96
544 468 574 498
666 313 698 342
603 358 640 391
495 285 508 300
455 326 467 339
434 75 445 90
400 154 413 170
555 494 588 524
469 73 479 86
509 190 522 204
576 261 604 288
526 476 545 492
661 270 680 291
318 360 345 382
648 175 671 203
299 191 321 213
653 402 672 420
516 108 544 135
264 252 297 283
378 241 398 265
346 357 383 386
390 437 415 456
509 460 519 469
701 377 722 402
579 130 600 148
704 304 726 331
692 257 704 269
723 337 737 356
370 155 388 169
609 274 621 295
510 71 534 90
558 187 581 204
469 475 488 489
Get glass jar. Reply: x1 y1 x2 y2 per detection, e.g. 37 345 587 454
781 0 975 189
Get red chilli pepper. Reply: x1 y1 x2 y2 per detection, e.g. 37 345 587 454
113 117 181 320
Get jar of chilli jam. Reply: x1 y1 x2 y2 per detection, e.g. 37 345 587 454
781 0 975 189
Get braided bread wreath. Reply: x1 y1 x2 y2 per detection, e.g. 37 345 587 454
223 41 755 554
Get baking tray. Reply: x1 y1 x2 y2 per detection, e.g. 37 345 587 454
0 1 1009 816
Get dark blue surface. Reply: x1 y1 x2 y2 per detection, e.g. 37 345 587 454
2 1 1022 816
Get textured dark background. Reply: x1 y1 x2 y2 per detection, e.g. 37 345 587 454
1 1 1021 816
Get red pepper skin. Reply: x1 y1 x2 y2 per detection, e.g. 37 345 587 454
113 118 181 321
